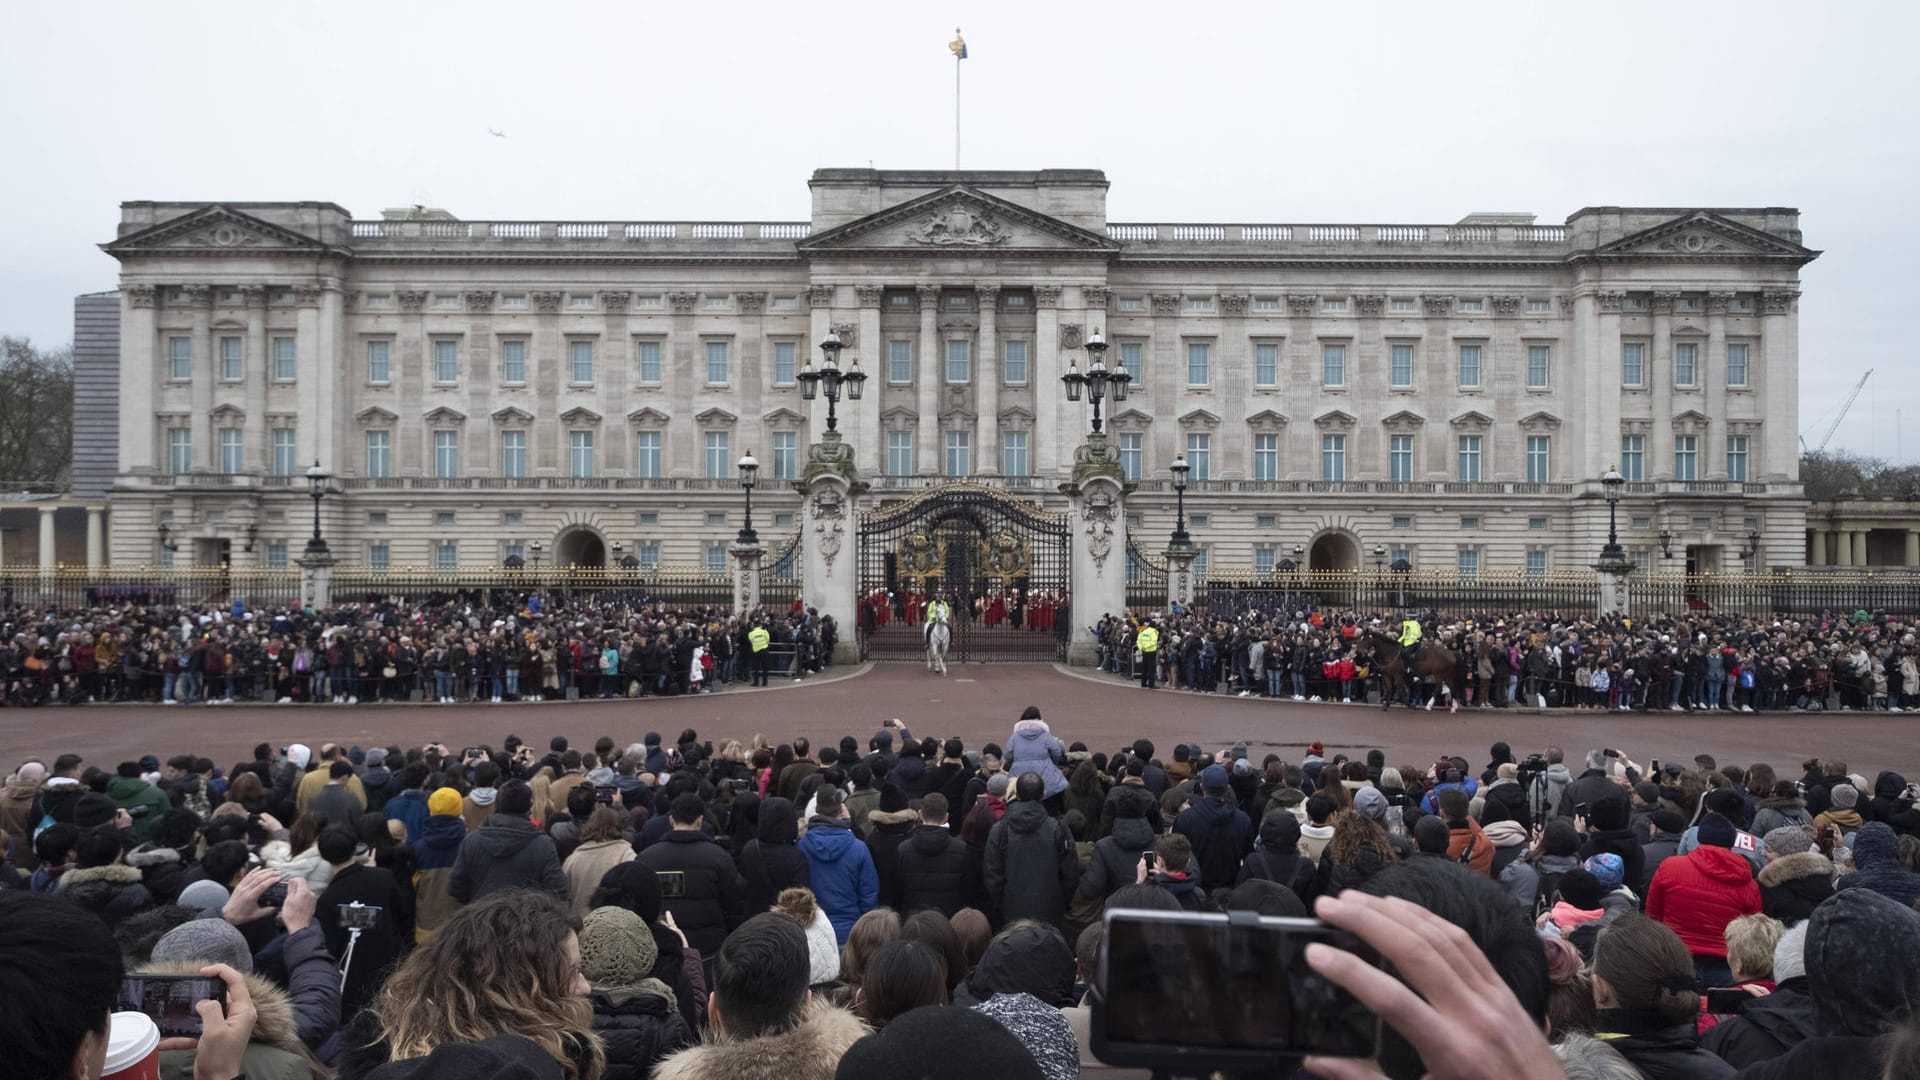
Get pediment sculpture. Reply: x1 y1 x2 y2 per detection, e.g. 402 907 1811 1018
906 204 1010 247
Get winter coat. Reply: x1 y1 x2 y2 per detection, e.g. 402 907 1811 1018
60 859 150 922
985 799 1079 928
1750 796 1814 838
1446 817 1496 876
652 1005 868 1080
317 863 410 1020
1237 812 1318 903
862 808 918 910
1758 851 1834 925
591 988 696 1080
308 783 366 830
565 839 637 917
1646 845 1762 956
1833 821 1920 908
140 960 318 1080
1562 769 1619 821
895 822 969 916
0 777 41 860
796 816 878 942
1867 770 1920 837
407 813 465 942
636 829 748 956
1005 719 1069 800
1080 816 1157 902
1481 778 1531 831
1697 977 1817 1069
1529 763 1574 822
106 775 171 842
1582 826 1647 896
1641 829 1685 895
1595 1010 1736 1079
260 841 335 894
1173 794 1254 891
1098 780 1164 839
737 797 811 912
448 813 567 905
125 842 193 905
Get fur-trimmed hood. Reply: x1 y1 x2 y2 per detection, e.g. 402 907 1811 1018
125 844 186 871
136 960 306 1054
58 863 144 889
865 808 917 829
652 1004 869 1080
1759 850 1834 888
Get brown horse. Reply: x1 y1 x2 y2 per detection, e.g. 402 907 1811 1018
1356 630 1460 712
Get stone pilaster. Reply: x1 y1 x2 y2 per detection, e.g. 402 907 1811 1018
1165 542 1196 611
185 285 212 471
244 286 269 473
731 541 765 615
797 429 867 663
1061 432 1129 665
1594 553 1634 617
916 285 941 475
975 285 1000 475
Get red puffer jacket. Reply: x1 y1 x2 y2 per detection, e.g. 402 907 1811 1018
1645 844 1762 955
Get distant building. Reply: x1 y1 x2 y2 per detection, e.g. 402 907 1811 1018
93 169 1816 575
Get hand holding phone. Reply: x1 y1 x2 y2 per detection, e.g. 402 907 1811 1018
120 974 226 1039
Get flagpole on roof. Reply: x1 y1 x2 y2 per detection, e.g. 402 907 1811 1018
950 27 967 169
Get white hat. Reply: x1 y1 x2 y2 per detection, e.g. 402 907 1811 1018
287 743 312 769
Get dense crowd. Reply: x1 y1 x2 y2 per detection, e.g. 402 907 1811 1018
0 597 838 707
6 710 1920 1080
1095 603 1920 712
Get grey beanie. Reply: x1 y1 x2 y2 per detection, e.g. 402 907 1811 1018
175 879 231 915
1764 825 1815 857
151 916 254 974
1352 785 1388 823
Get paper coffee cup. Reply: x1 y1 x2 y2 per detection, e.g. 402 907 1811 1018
103 1011 162 1080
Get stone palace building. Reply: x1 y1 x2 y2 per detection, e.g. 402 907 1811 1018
90 168 1816 578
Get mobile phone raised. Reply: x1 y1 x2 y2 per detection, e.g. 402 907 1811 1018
117 975 225 1038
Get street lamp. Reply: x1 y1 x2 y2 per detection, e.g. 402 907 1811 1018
529 541 544 574
1600 466 1626 561
1372 544 1386 575
1657 529 1675 560
795 331 866 432
611 540 625 573
303 460 331 556
1060 328 1131 435
737 449 760 544
1739 528 1763 563
1168 453 1192 546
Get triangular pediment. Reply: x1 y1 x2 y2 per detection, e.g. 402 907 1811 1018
491 406 535 425
559 407 603 426
880 405 919 423
695 407 738 427
422 406 466 426
1450 410 1494 431
763 407 806 428
1313 409 1357 431
355 406 397 425
1179 409 1221 430
627 406 671 425
1246 409 1290 432
1381 409 1426 430
209 403 245 422
1674 409 1711 425
1518 410 1562 432
998 406 1035 425
796 186 1120 256
103 205 337 258
1592 212 1817 263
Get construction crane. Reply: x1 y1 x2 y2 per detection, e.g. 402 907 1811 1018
1801 368 1873 453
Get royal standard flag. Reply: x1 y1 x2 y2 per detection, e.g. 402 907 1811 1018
950 27 967 59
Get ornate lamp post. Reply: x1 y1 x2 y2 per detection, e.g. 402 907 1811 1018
1060 329 1131 435
1168 453 1192 546
737 450 760 544
1600 467 1626 561
303 460 331 556
795 332 866 432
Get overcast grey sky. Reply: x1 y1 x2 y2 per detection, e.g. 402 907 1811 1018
3 0 1915 459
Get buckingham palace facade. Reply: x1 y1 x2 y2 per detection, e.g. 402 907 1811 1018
95 168 1815 577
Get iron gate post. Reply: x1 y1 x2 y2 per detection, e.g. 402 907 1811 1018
798 429 867 664
1062 432 1131 666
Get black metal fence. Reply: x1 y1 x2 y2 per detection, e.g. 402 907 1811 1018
1125 541 1169 611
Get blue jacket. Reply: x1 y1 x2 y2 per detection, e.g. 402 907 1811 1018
1420 779 1480 815
798 815 878 942
411 813 466 871
386 789 430 844
1006 719 1069 800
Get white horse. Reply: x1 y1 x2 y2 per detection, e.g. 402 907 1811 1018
925 611 951 675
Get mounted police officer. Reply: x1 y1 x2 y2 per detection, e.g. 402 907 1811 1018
924 590 953 647
1399 610 1424 668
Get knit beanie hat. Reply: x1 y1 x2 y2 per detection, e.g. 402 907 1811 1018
1765 825 1816 857
803 905 841 986
1558 868 1605 911
579 906 659 995
878 782 908 814
1200 764 1230 792
427 788 463 817
74 793 118 829
1583 853 1626 890
1588 791 1630 832
971 993 1079 1080
835 1005 1046 1080
151 917 254 974
1697 811 1738 849
1831 784 1859 810
176 879 231 915
365 748 388 767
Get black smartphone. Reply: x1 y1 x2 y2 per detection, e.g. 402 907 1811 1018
1706 987 1752 1014
261 881 288 908
595 783 618 806
117 975 225 1038
1603 748 1620 758
1093 909 1380 1070
1142 850 1158 873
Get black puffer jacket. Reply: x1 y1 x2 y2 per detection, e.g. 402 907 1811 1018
1868 771 1920 837
1697 977 1817 1069
635 829 746 955
984 800 1078 928
1238 813 1317 903
736 797 809 912
1097 780 1163 839
950 922 1076 1008
124 842 192 905
448 813 567 904
1758 851 1834 925
1595 1010 1736 1080
57 863 154 927
864 809 918 911
591 989 695 1080
896 822 970 916
1078 816 1155 902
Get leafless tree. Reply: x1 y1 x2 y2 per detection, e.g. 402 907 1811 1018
0 336 74 489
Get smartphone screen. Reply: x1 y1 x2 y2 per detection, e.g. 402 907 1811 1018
1096 910 1380 1065
118 975 223 1038
1705 987 1751 1014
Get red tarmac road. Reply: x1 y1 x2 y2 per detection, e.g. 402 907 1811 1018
4 663 1917 779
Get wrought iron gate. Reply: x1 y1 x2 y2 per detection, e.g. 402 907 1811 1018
856 482 1070 662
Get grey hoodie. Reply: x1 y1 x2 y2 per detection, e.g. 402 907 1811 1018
1528 763 1573 822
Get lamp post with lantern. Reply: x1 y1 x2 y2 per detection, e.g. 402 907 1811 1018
296 459 336 610
1594 467 1635 617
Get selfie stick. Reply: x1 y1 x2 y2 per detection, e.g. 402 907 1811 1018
340 926 363 992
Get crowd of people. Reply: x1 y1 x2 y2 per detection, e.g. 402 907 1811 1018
0 596 838 707
6 708 1920 1079
1095 603 1920 712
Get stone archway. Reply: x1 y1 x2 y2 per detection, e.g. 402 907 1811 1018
554 527 607 569
1308 531 1359 572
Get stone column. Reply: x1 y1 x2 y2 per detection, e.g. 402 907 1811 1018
1834 529 1853 567
1904 530 1919 567
853 286 885 475
975 285 1000 474
1853 530 1869 567
1218 294 1252 478
1594 553 1634 617
86 507 105 570
1165 542 1196 611
186 285 213 470
298 550 336 611
121 286 159 474
1760 291 1798 481
1035 286 1065 479
39 506 57 570
731 540 764 615
533 291 567 475
466 290 498 474
1062 433 1129 666
1704 293 1732 479
244 286 270 473
916 286 941 475
798 429 866 663
293 284 325 467
1810 529 1827 566
1650 292 1676 479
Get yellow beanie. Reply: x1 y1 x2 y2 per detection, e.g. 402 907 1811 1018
428 787 463 816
